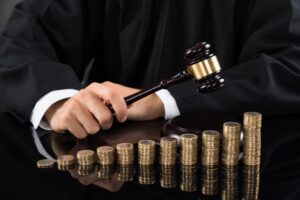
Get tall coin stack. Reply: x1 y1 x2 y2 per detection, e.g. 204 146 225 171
57 155 75 171
96 146 115 165
180 165 197 192
138 140 156 165
160 137 177 165
202 130 220 166
221 165 239 200
241 165 260 200
160 164 177 188
243 112 262 166
201 165 219 195
180 134 198 165
116 143 134 165
116 164 134 182
222 122 241 165
138 164 155 185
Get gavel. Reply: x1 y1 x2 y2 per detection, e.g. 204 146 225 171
108 42 225 113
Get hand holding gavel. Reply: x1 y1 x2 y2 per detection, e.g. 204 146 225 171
45 42 224 139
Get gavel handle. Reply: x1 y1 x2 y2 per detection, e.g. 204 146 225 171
107 81 167 113
107 70 190 113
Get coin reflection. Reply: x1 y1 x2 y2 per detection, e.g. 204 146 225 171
160 164 177 188
201 165 219 195
116 164 135 182
241 164 260 200
180 164 197 192
97 164 115 179
138 164 155 185
221 165 238 200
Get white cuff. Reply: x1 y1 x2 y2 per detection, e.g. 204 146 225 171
155 89 180 120
30 89 79 129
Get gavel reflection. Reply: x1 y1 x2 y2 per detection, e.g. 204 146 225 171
108 42 225 112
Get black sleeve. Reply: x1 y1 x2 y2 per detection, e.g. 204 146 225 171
0 0 99 123
169 0 300 117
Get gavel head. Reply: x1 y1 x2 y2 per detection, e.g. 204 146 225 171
184 42 225 93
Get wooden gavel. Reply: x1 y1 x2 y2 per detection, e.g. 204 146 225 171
108 42 225 113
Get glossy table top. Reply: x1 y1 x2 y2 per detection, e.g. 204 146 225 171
1 113 300 200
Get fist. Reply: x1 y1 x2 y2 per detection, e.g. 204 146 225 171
45 82 128 138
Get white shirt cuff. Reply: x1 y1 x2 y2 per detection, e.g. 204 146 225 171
155 89 180 120
30 89 79 129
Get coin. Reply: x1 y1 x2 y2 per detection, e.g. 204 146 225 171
116 143 134 165
96 146 115 165
37 159 55 168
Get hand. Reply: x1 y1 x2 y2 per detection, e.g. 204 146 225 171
102 81 164 121
45 82 128 139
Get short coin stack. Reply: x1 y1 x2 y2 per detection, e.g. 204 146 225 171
180 134 198 165
160 137 177 165
222 122 241 165
160 165 177 188
243 112 262 166
57 155 75 171
116 143 134 165
201 165 219 195
138 140 156 165
77 150 95 166
96 146 115 165
36 159 55 169
138 164 155 185
221 165 239 200
202 130 220 166
180 165 197 192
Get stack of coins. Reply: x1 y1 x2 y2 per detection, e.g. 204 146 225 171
97 164 114 179
160 137 177 165
138 164 155 185
180 134 198 165
77 150 95 166
160 164 177 188
243 112 262 166
138 140 156 165
221 165 239 200
241 165 260 200
57 155 75 171
116 143 134 165
180 165 197 192
222 122 241 165
116 164 134 182
202 130 220 166
96 146 115 165
36 159 55 169
201 165 219 195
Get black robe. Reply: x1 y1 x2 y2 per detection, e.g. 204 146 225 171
0 0 300 123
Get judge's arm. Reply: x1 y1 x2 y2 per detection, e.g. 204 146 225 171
0 0 164 139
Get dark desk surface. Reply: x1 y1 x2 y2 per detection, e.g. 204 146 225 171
0 113 300 200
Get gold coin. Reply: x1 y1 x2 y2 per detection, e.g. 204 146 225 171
37 159 55 168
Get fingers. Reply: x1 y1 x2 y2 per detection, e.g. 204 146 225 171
87 83 128 123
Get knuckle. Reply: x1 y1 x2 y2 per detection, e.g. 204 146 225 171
88 124 100 134
100 114 113 128
89 82 99 90
61 113 71 124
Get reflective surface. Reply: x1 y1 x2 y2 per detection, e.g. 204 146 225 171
1 114 300 199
